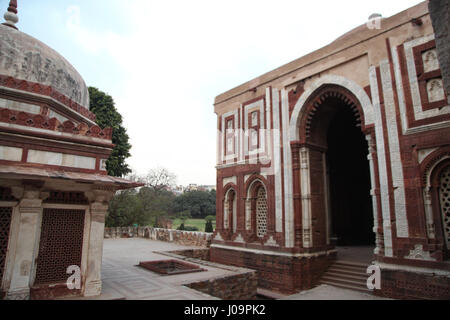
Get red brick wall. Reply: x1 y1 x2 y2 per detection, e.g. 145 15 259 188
210 246 336 294
375 269 450 300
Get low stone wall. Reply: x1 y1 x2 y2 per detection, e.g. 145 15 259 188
104 226 145 238
185 271 258 300
210 245 336 294
169 249 210 261
104 227 212 247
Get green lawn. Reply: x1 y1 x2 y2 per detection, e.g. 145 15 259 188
171 218 216 232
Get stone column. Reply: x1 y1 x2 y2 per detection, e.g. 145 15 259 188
366 134 383 255
291 142 303 247
223 199 229 230
423 187 436 240
84 189 112 297
83 200 107 297
300 147 312 248
244 199 252 231
6 187 44 300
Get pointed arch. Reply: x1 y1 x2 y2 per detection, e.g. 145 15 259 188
223 183 237 234
289 75 375 142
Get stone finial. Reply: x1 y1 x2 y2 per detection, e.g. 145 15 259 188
3 0 19 29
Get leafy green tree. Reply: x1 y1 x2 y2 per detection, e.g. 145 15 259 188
137 187 175 226
205 220 213 233
88 87 131 177
107 189 145 227
204 215 215 233
173 190 216 218
137 167 178 226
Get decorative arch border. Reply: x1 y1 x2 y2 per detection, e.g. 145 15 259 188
244 174 269 199
223 182 238 196
419 146 450 260
289 75 375 142
287 75 378 250
221 183 238 239
420 146 450 188
298 85 367 143
241 174 279 246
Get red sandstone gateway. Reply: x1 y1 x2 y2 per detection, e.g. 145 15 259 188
211 1 450 299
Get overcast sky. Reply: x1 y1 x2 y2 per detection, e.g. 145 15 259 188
2 0 424 186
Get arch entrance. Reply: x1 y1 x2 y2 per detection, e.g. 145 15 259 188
325 95 374 246
295 84 375 259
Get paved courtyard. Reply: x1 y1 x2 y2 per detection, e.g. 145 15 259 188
92 238 249 300
68 238 389 300
282 285 389 300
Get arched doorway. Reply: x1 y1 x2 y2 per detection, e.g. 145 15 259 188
296 84 375 261
326 99 374 246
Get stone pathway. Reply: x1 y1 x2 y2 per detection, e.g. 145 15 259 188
91 238 250 300
282 284 390 300
65 239 391 300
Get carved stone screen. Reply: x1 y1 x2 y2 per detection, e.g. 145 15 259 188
35 209 85 284
256 187 268 238
440 166 450 249
0 207 12 283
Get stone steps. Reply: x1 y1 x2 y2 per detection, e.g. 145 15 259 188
319 260 371 293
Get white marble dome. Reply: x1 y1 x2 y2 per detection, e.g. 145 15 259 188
0 23 90 109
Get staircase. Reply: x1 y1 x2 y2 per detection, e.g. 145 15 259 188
319 260 371 293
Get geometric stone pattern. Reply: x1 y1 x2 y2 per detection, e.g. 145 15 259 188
439 166 450 249
256 187 268 238
0 207 12 283
34 209 85 284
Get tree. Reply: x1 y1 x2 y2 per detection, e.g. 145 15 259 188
204 215 215 233
88 87 132 177
143 167 177 192
173 190 216 218
204 220 213 233
137 187 175 226
106 189 145 227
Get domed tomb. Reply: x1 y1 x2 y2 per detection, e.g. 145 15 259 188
0 23 90 110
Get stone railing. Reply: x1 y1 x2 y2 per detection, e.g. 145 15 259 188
104 227 212 247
